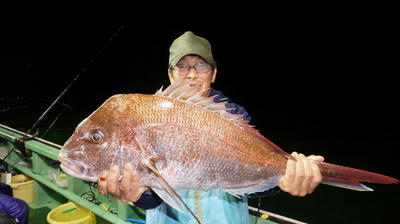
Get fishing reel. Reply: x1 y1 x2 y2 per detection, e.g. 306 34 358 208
13 129 39 159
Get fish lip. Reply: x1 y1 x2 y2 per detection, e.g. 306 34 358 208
58 153 98 182
58 154 81 174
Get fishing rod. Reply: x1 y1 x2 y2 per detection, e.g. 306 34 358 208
2 24 125 161
40 96 72 139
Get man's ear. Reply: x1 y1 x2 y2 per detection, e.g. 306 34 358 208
211 67 217 83
168 68 175 84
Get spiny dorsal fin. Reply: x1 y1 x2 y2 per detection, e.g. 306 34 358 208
155 79 253 129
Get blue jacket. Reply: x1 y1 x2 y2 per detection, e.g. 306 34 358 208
134 89 279 223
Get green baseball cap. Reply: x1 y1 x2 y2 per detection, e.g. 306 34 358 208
169 31 215 67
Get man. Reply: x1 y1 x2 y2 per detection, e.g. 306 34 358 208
98 31 324 223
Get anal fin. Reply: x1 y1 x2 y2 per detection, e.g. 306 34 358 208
142 158 202 224
223 175 282 197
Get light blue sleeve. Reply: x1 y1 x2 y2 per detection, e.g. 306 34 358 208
146 189 250 224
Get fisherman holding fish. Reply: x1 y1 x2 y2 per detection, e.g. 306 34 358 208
97 31 325 223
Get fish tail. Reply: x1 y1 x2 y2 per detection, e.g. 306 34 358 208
319 162 399 191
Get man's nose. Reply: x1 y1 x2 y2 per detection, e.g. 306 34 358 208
186 68 198 79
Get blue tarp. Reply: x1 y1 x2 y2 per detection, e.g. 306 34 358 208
0 183 28 224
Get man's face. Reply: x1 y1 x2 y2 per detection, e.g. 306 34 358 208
169 55 216 95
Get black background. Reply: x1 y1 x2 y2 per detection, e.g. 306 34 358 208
1 8 399 223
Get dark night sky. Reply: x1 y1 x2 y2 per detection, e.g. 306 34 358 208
1 10 399 223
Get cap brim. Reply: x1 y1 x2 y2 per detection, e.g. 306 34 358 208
170 51 214 67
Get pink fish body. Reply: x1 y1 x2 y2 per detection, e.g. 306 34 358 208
58 80 398 217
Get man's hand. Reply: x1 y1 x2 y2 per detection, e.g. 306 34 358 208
278 152 324 196
98 163 148 203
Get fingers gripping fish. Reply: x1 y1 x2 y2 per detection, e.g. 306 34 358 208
58 79 399 223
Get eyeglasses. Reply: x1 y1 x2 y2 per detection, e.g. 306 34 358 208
173 63 211 75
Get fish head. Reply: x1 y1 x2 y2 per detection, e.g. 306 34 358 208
58 95 133 182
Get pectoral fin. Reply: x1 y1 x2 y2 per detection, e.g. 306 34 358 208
151 188 185 213
142 158 202 224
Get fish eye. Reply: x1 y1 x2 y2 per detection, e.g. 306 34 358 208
90 131 104 144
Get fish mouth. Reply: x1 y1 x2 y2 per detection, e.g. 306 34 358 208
58 153 98 182
60 164 98 182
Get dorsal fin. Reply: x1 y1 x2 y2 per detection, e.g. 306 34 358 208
154 80 257 132
154 79 293 159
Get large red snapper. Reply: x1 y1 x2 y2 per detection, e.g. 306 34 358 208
58 80 398 222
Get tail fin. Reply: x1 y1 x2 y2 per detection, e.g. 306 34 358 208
318 162 399 191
